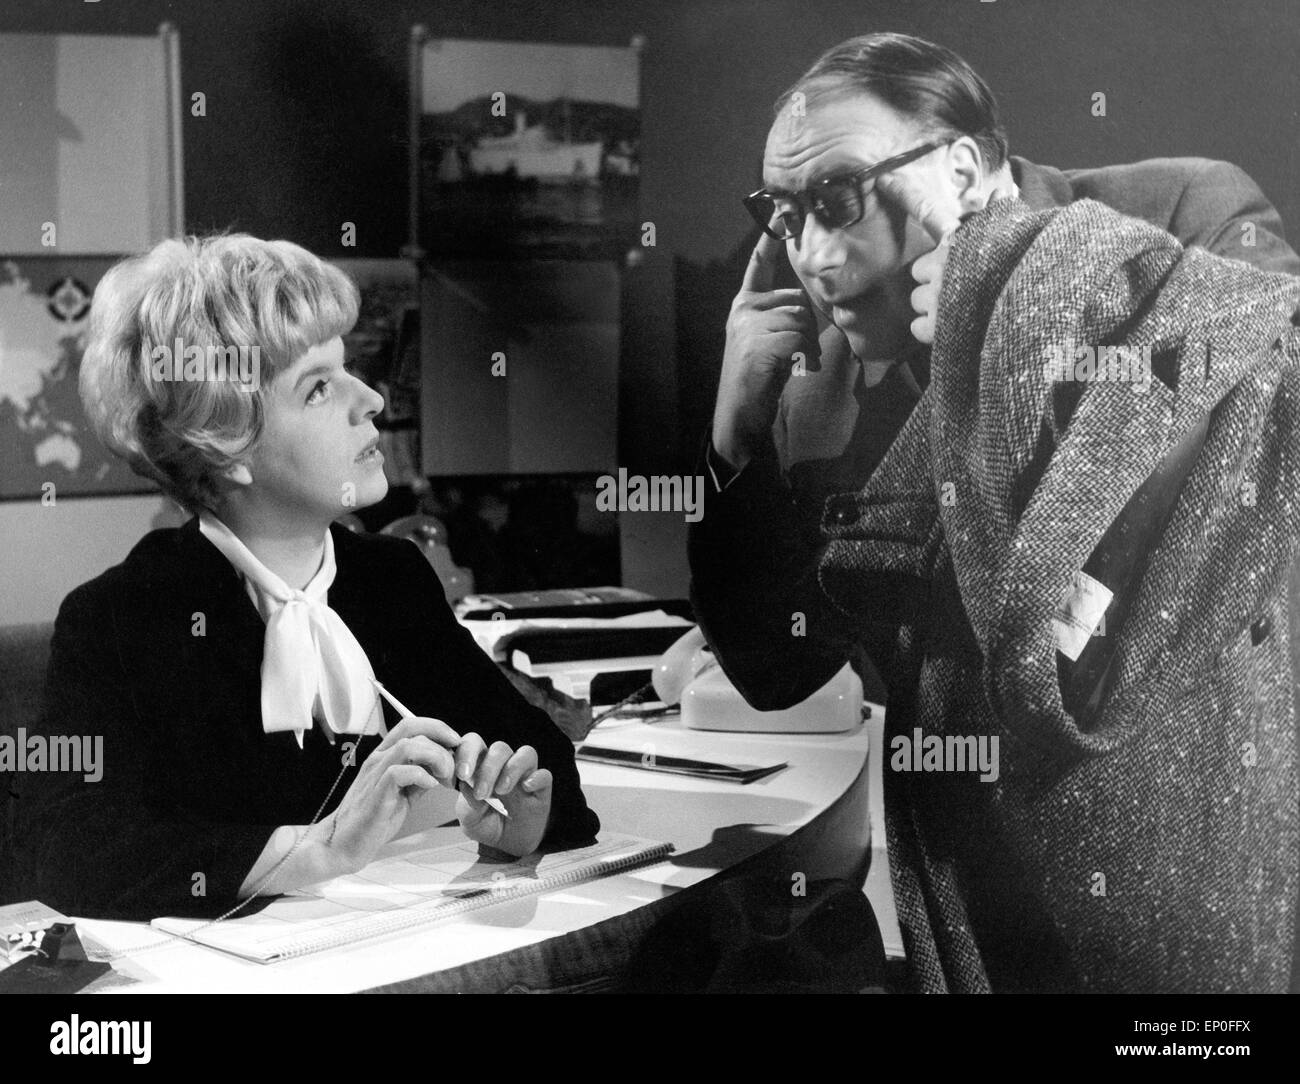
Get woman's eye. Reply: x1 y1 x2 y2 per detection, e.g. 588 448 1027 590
306 379 329 405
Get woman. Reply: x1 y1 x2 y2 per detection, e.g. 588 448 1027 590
14 235 599 920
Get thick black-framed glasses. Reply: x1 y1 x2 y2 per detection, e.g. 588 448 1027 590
743 140 947 240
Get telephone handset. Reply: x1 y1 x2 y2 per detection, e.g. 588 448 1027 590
653 627 863 733
651 626 717 705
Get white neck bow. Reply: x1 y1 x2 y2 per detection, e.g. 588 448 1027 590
198 512 387 750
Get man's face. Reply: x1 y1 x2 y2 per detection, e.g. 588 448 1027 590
240 336 389 524
762 91 961 359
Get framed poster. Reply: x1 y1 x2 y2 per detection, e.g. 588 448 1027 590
0 29 182 255
418 37 641 259
0 256 157 500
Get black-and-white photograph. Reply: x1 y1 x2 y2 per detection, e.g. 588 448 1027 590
419 37 640 259
0 0 1297 1049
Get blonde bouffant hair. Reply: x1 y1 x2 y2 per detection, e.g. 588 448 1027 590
79 234 359 514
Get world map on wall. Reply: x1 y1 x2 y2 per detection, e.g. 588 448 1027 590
0 257 153 499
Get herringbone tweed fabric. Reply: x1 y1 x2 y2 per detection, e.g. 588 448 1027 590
819 197 1300 992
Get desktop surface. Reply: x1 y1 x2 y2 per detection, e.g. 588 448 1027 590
73 711 885 993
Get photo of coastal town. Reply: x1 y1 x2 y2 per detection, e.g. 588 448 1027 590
419 38 640 259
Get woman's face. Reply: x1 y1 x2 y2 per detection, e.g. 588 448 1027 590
239 336 389 524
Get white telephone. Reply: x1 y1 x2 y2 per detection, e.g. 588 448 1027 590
652 627 863 733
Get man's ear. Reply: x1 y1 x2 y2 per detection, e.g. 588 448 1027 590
946 138 985 214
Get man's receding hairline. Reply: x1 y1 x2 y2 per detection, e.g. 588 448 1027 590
778 77 894 115
771 84 939 146
773 82 1001 177
779 80 950 140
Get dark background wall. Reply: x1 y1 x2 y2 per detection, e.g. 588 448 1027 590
3 0 1296 475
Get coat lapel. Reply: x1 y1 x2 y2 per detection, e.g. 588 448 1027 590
973 208 1300 730
1074 254 1300 714
829 187 1299 738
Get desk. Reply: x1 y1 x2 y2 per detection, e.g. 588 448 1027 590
79 709 893 993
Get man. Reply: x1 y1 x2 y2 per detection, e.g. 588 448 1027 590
689 31 1300 992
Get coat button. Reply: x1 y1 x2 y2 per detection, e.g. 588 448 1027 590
1250 614 1273 645
827 495 857 526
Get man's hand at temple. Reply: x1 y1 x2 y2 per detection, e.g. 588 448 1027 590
711 230 821 472
879 168 1022 344
877 169 963 345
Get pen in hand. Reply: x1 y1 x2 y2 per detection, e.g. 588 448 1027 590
369 678 510 818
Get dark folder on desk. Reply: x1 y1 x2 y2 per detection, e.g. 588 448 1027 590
459 591 693 623
507 626 687 667
575 745 788 784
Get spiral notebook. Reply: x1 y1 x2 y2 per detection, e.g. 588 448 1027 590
151 831 672 963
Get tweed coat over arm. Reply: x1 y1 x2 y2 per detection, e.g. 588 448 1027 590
816 196 1300 992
